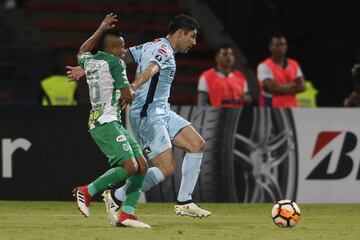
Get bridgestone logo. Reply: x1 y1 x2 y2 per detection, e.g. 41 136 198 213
307 131 358 180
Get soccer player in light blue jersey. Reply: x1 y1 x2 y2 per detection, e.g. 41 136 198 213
67 14 211 219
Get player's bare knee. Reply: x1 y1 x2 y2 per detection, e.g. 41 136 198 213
189 138 206 152
140 164 148 175
123 159 138 175
137 156 148 175
160 164 175 177
125 165 137 175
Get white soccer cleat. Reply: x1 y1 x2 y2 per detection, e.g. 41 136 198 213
174 202 211 218
72 186 91 218
102 190 120 225
116 212 151 228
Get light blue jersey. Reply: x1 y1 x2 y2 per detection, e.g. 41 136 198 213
127 37 190 159
128 38 176 117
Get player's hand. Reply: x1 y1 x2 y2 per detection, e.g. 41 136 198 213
66 66 85 82
120 87 134 110
121 98 128 111
130 87 135 101
98 13 118 32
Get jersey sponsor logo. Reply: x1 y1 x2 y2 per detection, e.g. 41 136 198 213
93 103 106 109
144 146 152 154
169 70 175 78
122 143 130 151
159 135 166 144
158 48 168 57
155 55 162 62
116 135 126 142
135 44 143 50
307 131 359 180
119 59 126 68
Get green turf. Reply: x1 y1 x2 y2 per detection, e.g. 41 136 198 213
0 201 359 240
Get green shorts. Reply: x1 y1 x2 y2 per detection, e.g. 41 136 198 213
90 121 143 167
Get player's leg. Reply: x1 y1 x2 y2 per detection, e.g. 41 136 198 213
113 118 174 202
139 117 176 190
112 148 175 199
172 125 204 202
117 132 150 228
103 164 150 228
73 121 138 217
117 173 150 228
169 112 211 218
74 159 136 217
102 128 150 228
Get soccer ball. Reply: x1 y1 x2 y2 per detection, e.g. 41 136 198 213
271 200 301 228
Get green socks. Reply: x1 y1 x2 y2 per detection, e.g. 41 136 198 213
88 167 128 196
86 166 145 216
121 174 145 214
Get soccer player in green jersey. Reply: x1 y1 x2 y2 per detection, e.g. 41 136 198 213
72 13 150 228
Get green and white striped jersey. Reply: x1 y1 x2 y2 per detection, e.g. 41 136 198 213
78 51 130 129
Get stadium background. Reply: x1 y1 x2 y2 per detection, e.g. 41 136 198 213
0 0 360 204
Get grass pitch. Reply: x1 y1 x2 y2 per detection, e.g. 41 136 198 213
0 201 359 240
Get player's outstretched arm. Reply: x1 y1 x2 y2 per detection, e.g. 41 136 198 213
78 13 118 57
67 13 117 82
131 62 159 91
66 66 85 82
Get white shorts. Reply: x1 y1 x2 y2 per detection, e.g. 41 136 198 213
129 109 190 159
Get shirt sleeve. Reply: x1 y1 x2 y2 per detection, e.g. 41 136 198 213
128 44 144 63
108 58 130 89
148 44 172 69
257 63 274 82
197 75 208 93
77 52 93 68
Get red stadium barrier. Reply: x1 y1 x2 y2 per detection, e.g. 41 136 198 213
39 20 167 32
25 2 185 14
62 56 212 69
48 40 212 52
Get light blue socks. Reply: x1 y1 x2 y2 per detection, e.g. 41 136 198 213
114 167 165 202
114 153 203 203
177 153 203 202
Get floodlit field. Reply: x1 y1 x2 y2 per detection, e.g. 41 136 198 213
0 201 359 240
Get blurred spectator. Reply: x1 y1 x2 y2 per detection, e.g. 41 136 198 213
257 34 305 108
40 75 77 106
197 44 251 107
344 63 360 107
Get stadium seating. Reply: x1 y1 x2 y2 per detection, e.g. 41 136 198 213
0 0 214 105
24 2 185 14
